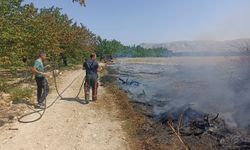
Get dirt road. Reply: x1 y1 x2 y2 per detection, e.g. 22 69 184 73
0 69 129 150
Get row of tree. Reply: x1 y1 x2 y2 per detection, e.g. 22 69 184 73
0 0 172 68
0 0 96 68
95 38 173 59
115 46 173 57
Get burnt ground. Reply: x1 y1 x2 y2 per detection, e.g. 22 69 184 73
102 57 250 150
102 73 250 150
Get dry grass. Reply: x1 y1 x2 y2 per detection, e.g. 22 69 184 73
101 82 193 150
99 69 231 150
100 71 180 149
95 83 145 149
0 66 50 127
0 86 35 127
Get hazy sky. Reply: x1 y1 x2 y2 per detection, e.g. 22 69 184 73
24 0 250 45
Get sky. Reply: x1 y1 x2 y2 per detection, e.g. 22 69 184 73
24 0 250 45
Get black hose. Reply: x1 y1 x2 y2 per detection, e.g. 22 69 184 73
17 99 47 123
75 76 85 99
53 70 85 99
18 70 85 123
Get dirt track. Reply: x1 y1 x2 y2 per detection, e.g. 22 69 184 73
0 69 129 150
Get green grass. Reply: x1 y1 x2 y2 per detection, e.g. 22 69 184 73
0 78 9 93
8 87 33 104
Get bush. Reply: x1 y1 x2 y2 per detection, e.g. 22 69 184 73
0 56 12 67
9 87 33 104
0 78 8 92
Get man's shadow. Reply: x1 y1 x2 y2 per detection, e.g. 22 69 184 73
60 97 89 105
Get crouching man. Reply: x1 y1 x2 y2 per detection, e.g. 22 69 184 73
32 52 49 108
83 53 102 101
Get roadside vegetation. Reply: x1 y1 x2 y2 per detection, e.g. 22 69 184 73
0 0 171 128
96 38 173 60
0 0 95 126
0 0 97 69
0 0 171 68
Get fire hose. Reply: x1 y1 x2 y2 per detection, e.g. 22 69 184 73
17 68 85 123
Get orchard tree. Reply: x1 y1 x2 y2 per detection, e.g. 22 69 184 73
72 0 86 6
96 38 123 60
0 0 96 68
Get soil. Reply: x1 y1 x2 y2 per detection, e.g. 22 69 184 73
0 69 131 150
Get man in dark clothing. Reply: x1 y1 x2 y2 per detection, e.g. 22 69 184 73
83 53 101 101
32 52 49 108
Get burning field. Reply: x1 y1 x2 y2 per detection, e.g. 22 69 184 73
107 56 250 149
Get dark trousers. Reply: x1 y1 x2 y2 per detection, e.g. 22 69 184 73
84 75 98 100
35 77 49 103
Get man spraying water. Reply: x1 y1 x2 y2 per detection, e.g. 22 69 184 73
83 53 102 101
32 52 49 108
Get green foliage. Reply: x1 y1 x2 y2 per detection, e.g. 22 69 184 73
0 0 171 68
96 38 173 59
72 0 86 6
0 78 7 93
0 0 96 68
9 87 33 103
96 37 123 60
115 45 173 57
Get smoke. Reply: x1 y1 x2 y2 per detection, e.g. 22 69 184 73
195 19 250 41
112 57 250 129
195 3 250 41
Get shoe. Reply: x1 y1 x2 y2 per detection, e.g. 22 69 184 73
92 97 97 101
85 95 89 101
36 103 45 109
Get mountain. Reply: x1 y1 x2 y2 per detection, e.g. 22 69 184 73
140 39 250 52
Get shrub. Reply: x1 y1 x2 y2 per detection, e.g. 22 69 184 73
0 78 8 92
9 87 33 104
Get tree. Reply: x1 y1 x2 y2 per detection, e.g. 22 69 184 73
115 45 172 57
96 38 123 60
0 0 96 68
72 0 86 6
